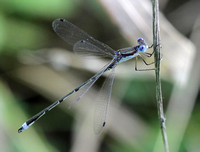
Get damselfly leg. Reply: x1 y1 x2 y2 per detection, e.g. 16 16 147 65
18 18 159 133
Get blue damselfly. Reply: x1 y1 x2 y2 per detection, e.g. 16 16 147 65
18 18 155 134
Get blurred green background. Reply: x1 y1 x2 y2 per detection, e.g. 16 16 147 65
0 0 200 152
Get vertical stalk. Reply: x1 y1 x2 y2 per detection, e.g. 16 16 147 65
152 0 169 152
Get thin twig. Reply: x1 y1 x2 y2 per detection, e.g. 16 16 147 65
152 0 169 152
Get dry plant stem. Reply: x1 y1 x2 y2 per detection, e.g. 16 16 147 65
152 0 169 152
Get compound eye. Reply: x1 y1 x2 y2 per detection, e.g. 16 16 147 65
138 45 147 52
137 38 145 45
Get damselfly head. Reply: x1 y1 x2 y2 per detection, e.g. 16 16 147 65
137 38 145 45
138 45 147 52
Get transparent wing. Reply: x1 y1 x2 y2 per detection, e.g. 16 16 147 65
94 68 115 134
69 73 100 108
69 58 115 108
73 40 114 58
52 19 115 58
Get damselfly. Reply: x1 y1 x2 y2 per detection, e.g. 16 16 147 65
18 18 155 134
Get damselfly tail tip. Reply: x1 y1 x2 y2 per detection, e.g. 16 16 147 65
18 122 29 133
18 127 23 133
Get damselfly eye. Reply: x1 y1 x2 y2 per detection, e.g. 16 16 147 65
138 45 147 52
137 38 145 45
